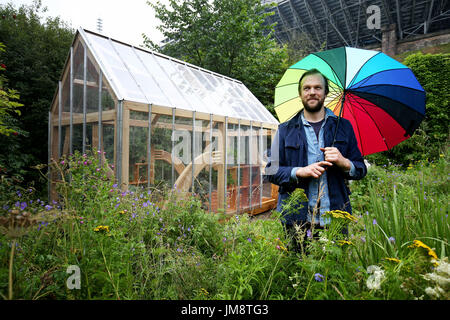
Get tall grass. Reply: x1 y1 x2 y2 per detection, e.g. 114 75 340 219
0 149 448 300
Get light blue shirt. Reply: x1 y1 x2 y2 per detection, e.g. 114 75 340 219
290 109 356 226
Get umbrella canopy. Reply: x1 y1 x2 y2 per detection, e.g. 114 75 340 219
274 46 426 156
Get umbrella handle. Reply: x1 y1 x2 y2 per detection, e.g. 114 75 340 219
331 92 346 148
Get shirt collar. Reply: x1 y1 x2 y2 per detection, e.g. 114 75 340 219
300 107 337 126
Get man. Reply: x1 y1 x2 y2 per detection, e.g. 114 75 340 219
265 69 367 251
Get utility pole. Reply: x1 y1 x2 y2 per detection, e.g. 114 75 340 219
97 18 103 33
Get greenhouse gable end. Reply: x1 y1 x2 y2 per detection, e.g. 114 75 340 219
49 28 279 216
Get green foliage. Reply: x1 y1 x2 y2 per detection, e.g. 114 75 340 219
0 42 23 137
0 1 74 192
0 150 448 300
145 0 289 108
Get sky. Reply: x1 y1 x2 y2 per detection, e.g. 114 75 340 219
1 0 169 47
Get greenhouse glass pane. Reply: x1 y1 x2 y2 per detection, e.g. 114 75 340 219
102 85 115 111
232 83 268 122
250 125 261 209
61 126 70 156
175 65 213 114
201 73 230 116
239 124 251 211
102 122 115 168
86 34 145 102
151 115 173 190
137 51 190 109
214 77 246 119
129 111 149 187
156 57 207 112
111 44 170 106
239 84 277 124
226 122 238 213
172 115 193 191
192 118 210 209
86 54 99 114
133 48 179 107
207 120 220 212
262 128 274 199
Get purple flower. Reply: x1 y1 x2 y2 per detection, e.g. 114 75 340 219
373 219 377 225
20 202 27 210
314 273 324 282
247 238 252 242
45 205 52 211
306 229 312 238
388 237 395 243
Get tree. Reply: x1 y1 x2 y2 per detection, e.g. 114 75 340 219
143 0 289 110
0 42 23 137
0 1 74 191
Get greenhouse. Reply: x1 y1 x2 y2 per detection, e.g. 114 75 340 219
48 28 279 216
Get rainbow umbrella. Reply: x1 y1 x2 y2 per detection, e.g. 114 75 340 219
274 46 426 156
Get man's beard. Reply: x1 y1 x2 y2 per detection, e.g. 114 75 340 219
302 98 325 113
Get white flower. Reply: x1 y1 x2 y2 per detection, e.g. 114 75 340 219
422 257 450 299
366 265 386 290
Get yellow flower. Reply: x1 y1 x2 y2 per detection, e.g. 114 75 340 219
94 225 110 233
384 257 401 264
337 240 353 246
119 209 127 215
409 240 439 265
325 210 357 223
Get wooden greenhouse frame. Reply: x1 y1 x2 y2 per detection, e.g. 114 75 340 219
48 28 279 216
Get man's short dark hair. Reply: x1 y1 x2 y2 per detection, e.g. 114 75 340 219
298 69 329 96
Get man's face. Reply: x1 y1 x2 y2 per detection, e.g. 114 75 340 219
299 73 327 113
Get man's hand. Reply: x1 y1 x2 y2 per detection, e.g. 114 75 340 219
320 147 351 171
295 161 333 179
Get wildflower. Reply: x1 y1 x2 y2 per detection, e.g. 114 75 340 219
337 240 353 246
19 202 27 211
366 265 385 290
93 225 110 233
423 257 450 299
373 218 377 225
45 205 52 211
409 240 439 265
306 229 312 238
119 209 127 215
247 238 252 242
314 273 324 282
384 257 401 264
388 237 395 244
324 210 357 223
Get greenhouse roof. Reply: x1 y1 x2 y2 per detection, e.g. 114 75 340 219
78 28 279 125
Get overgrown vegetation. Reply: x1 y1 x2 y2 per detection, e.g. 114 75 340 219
0 149 448 300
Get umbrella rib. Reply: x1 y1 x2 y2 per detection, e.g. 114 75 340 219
346 94 390 152
351 83 426 94
311 53 345 89
341 94 365 155
349 67 421 90
347 52 382 88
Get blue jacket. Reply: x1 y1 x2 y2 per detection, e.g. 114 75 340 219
264 110 367 225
